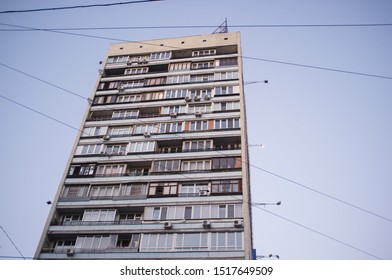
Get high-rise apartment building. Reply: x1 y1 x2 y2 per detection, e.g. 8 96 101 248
35 32 253 260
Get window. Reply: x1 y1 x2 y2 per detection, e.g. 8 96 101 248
165 89 187 99
191 61 214 70
120 183 147 196
160 146 182 154
212 157 239 169
169 62 191 71
175 233 208 251
159 122 183 133
112 110 139 120
151 160 180 172
93 95 116 105
211 232 243 251
54 240 76 252
189 120 208 131
116 94 141 103
150 52 172 60
152 207 168 220
108 126 132 137
104 144 127 155
116 234 140 248
180 182 209 197
75 235 116 252
166 75 190 84
214 101 240 111
119 213 142 222
214 119 240 129
211 180 241 193
140 233 174 252
121 80 144 89
192 49 216 57
133 124 158 134
62 185 89 198
219 159 236 172
77 144 103 155
188 89 212 99
148 182 178 197
141 91 164 101
68 164 95 176
98 81 120 90
107 56 129 64
145 77 166 86
214 71 239 80
128 141 155 153
188 105 211 114
96 164 126 176
127 167 149 176
124 67 148 75
181 160 211 172
82 209 116 222
161 105 185 115
190 74 214 83
183 140 212 152
61 215 83 225
89 185 120 198
218 57 238 67
82 126 104 137
128 55 149 64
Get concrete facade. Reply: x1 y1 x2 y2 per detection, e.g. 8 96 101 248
35 32 253 259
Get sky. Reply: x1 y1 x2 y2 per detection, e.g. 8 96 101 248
0 0 391 260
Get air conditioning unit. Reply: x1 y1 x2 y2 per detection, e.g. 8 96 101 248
164 222 172 229
143 132 151 138
204 95 210 100
234 220 243 228
202 220 211 229
118 151 125 155
66 249 75 257
195 110 202 117
199 190 210 196
185 96 192 102
194 96 201 101
103 135 110 141
170 112 178 118
100 151 106 155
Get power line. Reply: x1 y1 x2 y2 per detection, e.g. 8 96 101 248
1 23 392 31
0 0 163 14
1 22 391 81
242 56 392 80
252 205 382 260
0 93 386 259
1 61 391 224
250 165 392 224
0 94 82 132
0 255 33 260
0 226 25 260
0 62 88 100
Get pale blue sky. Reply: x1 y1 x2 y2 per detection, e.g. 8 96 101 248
0 0 391 259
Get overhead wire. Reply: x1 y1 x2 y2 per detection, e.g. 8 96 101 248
1 59 391 224
1 23 392 31
0 23 389 258
0 87 384 260
251 205 382 260
1 22 391 80
0 226 25 260
0 0 163 14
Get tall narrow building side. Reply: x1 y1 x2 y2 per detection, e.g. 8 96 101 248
35 32 253 260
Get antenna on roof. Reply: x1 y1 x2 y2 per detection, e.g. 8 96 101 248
213 18 228 34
